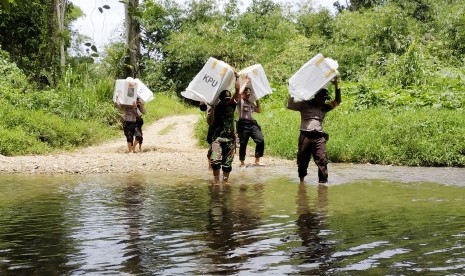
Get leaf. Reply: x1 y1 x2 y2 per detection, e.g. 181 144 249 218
84 42 92 47
98 7 103 13
91 45 98 52
103 5 110 9
91 53 99 57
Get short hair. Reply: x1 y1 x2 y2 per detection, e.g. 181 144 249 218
316 88 330 100
317 88 328 96
219 90 231 101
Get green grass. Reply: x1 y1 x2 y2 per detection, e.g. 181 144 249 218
0 92 194 156
254 101 465 167
326 107 465 166
159 123 177 135
142 93 196 125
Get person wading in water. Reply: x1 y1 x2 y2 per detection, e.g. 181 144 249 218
287 76 341 184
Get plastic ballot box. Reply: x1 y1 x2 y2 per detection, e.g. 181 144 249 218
113 78 154 105
113 77 138 105
135 78 154 103
238 64 272 102
181 57 235 105
289 53 339 101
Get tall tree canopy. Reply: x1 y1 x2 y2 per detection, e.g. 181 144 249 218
0 0 77 85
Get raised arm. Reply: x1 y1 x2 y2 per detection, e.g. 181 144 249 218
334 76 341 105
254 100 262 113
287 96 302 111
232 69 241 103
114 96 123 110
325 76 341 111
239 75 250 96
138 100 146 114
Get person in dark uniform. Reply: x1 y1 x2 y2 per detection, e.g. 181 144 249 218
209 71 241 184
287 77 341 184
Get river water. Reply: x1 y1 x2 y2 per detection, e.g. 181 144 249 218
0 164 464 275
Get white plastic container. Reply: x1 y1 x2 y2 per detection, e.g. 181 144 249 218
181 57 235 105
135 78 154 103
288 53 339 101
238 64 272 102
113 78 138 105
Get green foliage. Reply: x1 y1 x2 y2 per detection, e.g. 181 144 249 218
297 9 333 38
142 93 195 124
0 0 77 85
326 106 465 166
0 53 195 156
140 0 464 112
0 49 29 90
0 101 118 156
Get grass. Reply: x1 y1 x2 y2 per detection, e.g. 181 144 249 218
159 123 177 135
0 92 194 156
254 101 465 167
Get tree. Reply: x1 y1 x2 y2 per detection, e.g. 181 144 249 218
347 0 387 10
55 0 67 73
125 0 141 78
0 0 76 85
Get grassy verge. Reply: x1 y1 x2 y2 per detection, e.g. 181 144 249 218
0 93 194 156
256 103 465 167
142 93 196 125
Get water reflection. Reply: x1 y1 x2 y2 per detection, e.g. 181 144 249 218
206 184 235 270
0 177 79 275
294 184 332 274
205 183 265 274
120 176 145 275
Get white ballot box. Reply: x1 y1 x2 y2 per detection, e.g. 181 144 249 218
289 53 339 101
135 78 154 103
238 64 272 102
181 57 235 105
113 78 138 105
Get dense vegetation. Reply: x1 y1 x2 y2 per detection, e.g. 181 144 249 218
0 0 464 166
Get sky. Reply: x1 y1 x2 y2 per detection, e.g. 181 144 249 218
70 0 336 50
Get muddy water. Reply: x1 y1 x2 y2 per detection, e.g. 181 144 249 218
0 164 464 275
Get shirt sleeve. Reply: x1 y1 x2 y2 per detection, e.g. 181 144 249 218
287 97 302 111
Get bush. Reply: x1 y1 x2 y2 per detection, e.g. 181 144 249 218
0 101 119 156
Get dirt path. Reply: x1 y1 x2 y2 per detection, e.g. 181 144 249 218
0 114 293 175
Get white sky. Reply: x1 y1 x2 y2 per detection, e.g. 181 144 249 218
70 0 336 49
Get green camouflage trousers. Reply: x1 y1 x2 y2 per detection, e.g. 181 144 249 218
210 137 235 173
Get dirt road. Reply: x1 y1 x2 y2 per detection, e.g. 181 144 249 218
0 114 293 175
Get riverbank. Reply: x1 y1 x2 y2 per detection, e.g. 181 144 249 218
0 114 294 175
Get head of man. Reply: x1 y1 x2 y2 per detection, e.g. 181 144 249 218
242 87 252 99
314 88 330 103
219 90 231 102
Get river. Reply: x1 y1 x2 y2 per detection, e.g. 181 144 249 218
0 164 464 275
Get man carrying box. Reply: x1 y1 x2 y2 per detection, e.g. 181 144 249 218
209 70 241 184
236 76 265 167
287 76 341 184
115 96 146 153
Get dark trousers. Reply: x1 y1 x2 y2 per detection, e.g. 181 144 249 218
124 121 138 144
136 117 144 144
210 137 235 173
297 131 328 182
237 119 264 161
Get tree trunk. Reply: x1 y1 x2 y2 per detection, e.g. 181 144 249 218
56 0 67 74
125 0 140 78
